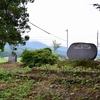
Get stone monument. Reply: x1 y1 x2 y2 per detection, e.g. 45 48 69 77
8 53 17 62
8 45 17 62
67 42 97 60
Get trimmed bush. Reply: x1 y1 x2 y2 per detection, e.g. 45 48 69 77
21 48 59 67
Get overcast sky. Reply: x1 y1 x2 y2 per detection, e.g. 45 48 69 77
27 0 100 47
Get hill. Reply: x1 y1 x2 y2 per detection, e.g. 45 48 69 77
0 41 67 57
0 60 100 100
25 41 49 49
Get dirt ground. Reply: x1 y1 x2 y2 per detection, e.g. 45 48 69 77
0 62 23 70
0 61 100 100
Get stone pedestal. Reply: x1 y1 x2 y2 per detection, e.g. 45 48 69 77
8 54 17 62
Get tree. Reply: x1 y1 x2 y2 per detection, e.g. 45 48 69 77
0 0 35 52
93 3 100 10
52 40 61 53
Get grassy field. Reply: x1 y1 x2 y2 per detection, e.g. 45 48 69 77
0 59 100 100
0 58 21 63
0 58 8 63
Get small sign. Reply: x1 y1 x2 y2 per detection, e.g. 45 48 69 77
67 42 97 60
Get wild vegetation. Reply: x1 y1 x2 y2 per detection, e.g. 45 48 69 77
0 55 100 100
21 48 59 67
0 1 100 99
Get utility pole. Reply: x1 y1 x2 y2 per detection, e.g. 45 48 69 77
66 29 68 59
66 29 68 49
97 30 99 52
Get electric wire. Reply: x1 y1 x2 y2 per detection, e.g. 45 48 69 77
28 22 66 42
29 22 98 40
29 22 51 34
28 22 99 45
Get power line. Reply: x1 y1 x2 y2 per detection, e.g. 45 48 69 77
49 33 66 42
29 22 50 34
28 22 99 45
28 22 66 42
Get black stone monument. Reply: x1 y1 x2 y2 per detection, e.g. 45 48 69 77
67 42 97 60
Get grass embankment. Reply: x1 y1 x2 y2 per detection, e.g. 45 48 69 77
0 60 100 100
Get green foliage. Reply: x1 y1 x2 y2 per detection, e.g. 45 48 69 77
57 59 100 68
0 69 12 80
0 78 35 100
57 54 66 59
0 0 34 51
44 47 52 53
72 60 99 68
55 59 100 72
0 60 100 99
21 48 59 67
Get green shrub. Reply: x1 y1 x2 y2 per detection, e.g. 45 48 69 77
57 59 100 69
72 60 96 68
21 48 59 67
0 69 12 80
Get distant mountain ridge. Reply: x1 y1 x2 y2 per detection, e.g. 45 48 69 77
25 41 49 49
3 41 67 57
1 41 100 58
24 41 67 55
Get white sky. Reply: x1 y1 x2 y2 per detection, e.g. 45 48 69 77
27 0 100 47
